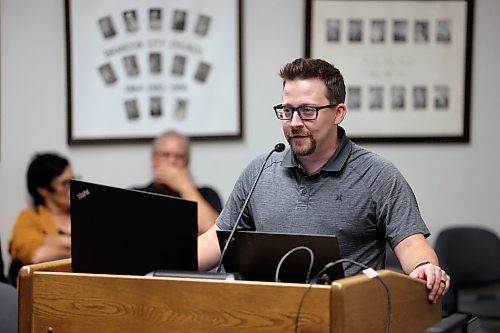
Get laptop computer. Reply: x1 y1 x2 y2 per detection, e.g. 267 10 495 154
70 179 198 276
216 230 344 283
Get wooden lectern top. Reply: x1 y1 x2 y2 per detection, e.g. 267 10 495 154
18 259 440 333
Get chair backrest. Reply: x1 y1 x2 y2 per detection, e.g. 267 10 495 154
8 259 24 287
434 227 500 287
0 282 18 333
0 236 7 283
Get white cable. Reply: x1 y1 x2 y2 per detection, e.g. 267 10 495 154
274 246 314 283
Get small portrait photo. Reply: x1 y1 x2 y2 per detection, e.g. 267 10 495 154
393 20 407 43
123 55 139 77
194 61 211 83
149 8 162 30
349 19 363 42
98 63 117 85
149 53 161 74
326 19 341 42
414 20 429 43
173 99 188 120
195 15 211 36
150 96 162 117
171 55 186 76
347 86 362 109
413 86 427 109
434 85 449 110
99 16 116 38
371 20 385 43
369 86 384 110
98 16 116 39
172 10 187 31
124 99 140 120
436 20 451 43
391 86 406 109
123 10 139 33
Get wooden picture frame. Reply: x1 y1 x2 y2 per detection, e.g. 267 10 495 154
66 0 243 144
305 0 474 143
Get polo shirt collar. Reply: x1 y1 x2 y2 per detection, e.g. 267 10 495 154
281 126 352 172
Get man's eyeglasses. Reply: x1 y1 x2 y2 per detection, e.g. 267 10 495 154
273 104 337 120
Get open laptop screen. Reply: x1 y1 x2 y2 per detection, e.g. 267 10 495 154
217 230 344 283
71 180 198 276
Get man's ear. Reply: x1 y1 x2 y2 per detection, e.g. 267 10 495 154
334 103 347 125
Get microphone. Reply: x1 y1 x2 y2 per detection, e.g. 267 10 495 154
216 143 286 273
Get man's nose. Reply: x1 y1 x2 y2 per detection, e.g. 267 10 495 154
290 111 304 127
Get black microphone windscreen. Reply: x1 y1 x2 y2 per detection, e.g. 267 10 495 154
274 143 285 152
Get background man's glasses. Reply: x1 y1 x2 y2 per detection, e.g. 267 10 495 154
273 104 338 120
155 151 187 160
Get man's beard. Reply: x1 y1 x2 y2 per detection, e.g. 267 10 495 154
285 129 316 156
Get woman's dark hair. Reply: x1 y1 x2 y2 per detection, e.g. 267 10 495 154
27 153 69 207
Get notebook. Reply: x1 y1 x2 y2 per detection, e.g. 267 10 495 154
216 230 344 283
70 180 198 276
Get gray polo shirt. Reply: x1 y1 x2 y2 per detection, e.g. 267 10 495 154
217 127 429 277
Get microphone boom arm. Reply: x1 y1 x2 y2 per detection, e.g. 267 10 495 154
215 143 285 273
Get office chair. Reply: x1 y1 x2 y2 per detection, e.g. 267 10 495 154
426 313 487 333
434 227 500 320
0 281 18 333
8 259 24 287
0 236 8 283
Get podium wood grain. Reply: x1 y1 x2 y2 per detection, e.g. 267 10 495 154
18 259 440 332
330 270 440 332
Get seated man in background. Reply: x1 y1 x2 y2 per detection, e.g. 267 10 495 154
134 130 222 235
9 153 73 284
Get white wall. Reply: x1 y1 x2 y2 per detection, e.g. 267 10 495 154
1 0 500 274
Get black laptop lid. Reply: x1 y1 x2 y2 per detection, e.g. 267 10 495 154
71 180 198 275
216 230 344 283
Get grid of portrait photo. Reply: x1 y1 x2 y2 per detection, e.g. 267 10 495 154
96 8 214 122
325 16 454 115
326 18 452 44
69 0 241 142
347 84 450 112
309 0 469 139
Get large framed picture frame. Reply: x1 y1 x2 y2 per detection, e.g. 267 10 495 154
305 0 474 143
66 0 242 144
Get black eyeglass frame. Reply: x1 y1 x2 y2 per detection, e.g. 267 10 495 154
273 104 338 120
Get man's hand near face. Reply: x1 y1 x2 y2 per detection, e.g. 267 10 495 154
154 164 194 194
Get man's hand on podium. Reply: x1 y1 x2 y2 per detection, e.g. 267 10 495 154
410 262 450 304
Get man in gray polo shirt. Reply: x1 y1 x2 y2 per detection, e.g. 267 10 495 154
198 57 449 303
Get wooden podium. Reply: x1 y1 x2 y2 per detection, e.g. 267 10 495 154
18 259 440 332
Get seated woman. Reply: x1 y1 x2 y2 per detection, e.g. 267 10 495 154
9 153 73 283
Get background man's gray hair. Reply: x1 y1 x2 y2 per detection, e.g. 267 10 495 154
152 130 191 160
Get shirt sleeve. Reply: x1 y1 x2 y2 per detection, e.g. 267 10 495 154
198 187 223 213
369 157 430 247
9 209 46 264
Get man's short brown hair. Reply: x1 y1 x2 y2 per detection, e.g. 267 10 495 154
279 58 346 104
